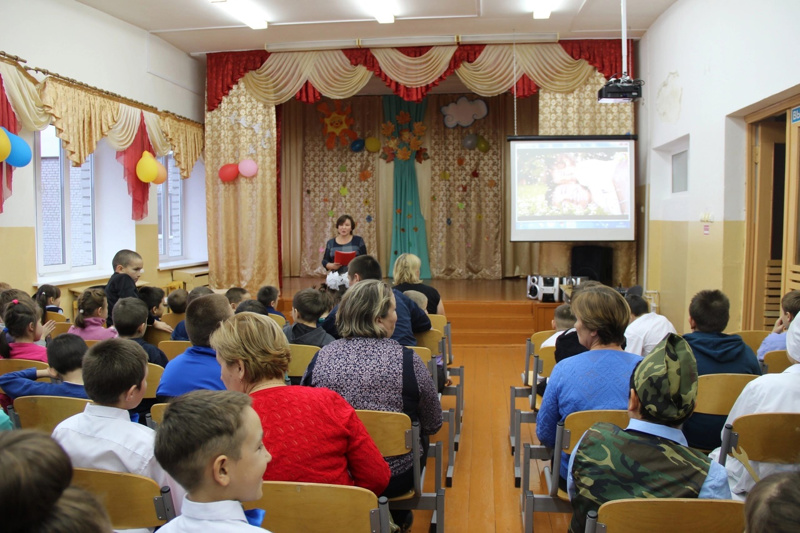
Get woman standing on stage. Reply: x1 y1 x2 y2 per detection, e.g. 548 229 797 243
322 214 367 274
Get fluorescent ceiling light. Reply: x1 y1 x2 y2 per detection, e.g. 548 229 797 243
211 0 268 30
460 33 558 44
532 0 553 19
266 40 359 52
373 6 395 24
360 35 456 48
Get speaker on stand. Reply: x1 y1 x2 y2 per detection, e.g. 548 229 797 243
570 246 613 286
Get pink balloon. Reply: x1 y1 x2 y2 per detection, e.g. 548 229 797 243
219 163 239 182
238 159 258 178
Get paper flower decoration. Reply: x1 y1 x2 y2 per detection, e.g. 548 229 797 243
339 186 349 197
396 111 411 124
381 114 428 164
359 169 372 181
317 101 357 149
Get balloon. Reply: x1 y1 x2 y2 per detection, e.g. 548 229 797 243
153 161 168 185
142 150 155 159
136 154 158 183
4 128 32 167
462 134 477 150
219 163 239 182
350 138 365 153
476 136 490 153
238 159 258 177
0 128 10 162
365 137 381 153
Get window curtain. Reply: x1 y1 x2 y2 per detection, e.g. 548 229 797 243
0 65 20 214
383 96 431 278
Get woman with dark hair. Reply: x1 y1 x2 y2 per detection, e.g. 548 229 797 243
321 214 367 274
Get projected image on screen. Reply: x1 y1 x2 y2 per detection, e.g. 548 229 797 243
509 137 636 242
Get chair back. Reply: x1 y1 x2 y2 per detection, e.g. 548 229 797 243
356 410 413 457
535 345 557 378
730 330 769 354
71 467 176 529
150 402 168 425
50 322 72 338
144 363 164 399
287 344 320 380
763 349 793 374
160 312 185 329
589 498 744 533
724 412 800 463
414 328 445 357
14 395 91 433
531 330 556 354
428 314 447 333
695 373 759 416
46 311 68 323
561 410 630 454
269 313 287 327
0 359 50 395
408 345 437 385
158 340 192 361
243 481 390 533
84 339 100 348
143 327 172 347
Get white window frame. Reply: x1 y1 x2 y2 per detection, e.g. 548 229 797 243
34 127 97 276
157 154 186 262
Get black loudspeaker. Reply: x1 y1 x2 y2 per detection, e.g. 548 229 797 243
571 246 613 286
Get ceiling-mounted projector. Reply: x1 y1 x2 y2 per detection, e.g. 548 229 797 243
598 79 644 103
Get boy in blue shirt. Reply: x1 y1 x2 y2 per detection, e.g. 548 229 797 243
257 285 285 319
171 286 214 341
757 290 800 360
0 333 88 400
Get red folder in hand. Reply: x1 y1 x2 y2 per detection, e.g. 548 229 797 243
334 251 357 266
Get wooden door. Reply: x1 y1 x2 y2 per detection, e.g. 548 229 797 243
783 108 800 294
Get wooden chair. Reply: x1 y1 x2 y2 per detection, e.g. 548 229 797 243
510 330 556 455
268 313 286 327
144 363 164 399
730 330 769 354
13 395 91 433
584 498 745 533
0 359 50 397
143 327 172 347
521 410 630 533
428 314 465 458
513 344 557 485
147 402 169 428
160 312 185 329
243 481 391 533
356 410 445 533
763 349 793 374
719 413 800 478
45 311 68 322
50 322 72 338
84 339 100 348
158 340 192 361
287 344 320 382
71 467 176 530
695 373 760 416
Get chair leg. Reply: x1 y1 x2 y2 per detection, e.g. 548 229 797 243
445 408 456 487
514 410 537 487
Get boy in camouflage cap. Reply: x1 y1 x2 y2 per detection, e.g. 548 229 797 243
566 333 731 533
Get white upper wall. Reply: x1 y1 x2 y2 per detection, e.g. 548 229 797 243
639 0 800 222
1 0 205 122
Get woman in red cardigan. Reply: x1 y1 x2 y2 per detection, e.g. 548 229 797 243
209 311 389 495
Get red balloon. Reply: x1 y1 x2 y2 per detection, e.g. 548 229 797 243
219 163 239 182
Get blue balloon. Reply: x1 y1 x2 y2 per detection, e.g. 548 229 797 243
3 127 32 167
462 133 478 150
350 138 365 153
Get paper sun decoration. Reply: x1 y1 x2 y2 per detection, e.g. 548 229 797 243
317 101 357 150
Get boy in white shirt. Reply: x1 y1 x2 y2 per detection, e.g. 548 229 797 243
154 390 272 532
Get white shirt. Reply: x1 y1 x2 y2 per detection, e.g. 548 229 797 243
158 498 269 533
624 313 677 356
52 403 185 531
708 365 800 498
540 329 565 349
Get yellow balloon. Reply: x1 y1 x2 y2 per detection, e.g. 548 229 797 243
365 137 381 153
0 128 11 163
136 155 159 183
142 150 155 159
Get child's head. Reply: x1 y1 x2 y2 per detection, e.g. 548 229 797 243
348 255 382 284
403 290 428 312
112 297 149 338
745 471 800 533
688 289 730 332
154 390 270 502
552 303 577 331
167 289 188 314
82 338 148 407
112 249 144 282
47 334 88 376
780 290 800 325
291 288 328 324
34 284 62 323
187 286 214 306
0 288 34 315
186 294 234 347
138 286 166 318
225 287 251 310
74 288 107 328
235 300 269 315
625 295 649 320
1 299 42 357
393 253 422 285
256 286 279 309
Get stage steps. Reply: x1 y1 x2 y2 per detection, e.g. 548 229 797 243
445 300 535 345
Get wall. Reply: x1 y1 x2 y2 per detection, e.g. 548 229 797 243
0 0 206 319
638 0 800 331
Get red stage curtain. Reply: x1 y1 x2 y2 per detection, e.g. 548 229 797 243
560 39 634 79
207 50 270 112
295 81 322 104
0 71 19 214
115 112 152 220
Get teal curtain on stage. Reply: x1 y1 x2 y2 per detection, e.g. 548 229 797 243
383 95 432 279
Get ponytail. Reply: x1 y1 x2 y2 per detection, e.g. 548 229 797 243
74 289 106 329
1 299 39 358
33 284 61 324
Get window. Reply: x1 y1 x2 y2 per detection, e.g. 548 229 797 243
157 155 184 260
672 150 689 193
35 125 96 273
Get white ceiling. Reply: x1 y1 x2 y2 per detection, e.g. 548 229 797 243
74 0 677 56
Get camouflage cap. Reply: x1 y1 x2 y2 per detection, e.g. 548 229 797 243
633 332 698 423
